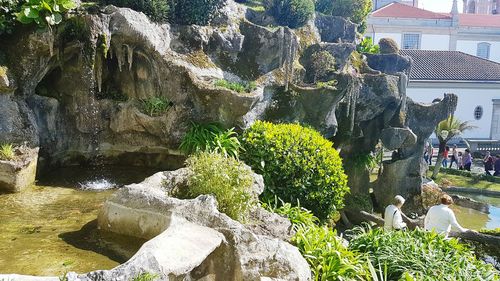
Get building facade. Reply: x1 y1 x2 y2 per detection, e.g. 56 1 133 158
401 50 500 140
367 1 500 62
463 0 498 14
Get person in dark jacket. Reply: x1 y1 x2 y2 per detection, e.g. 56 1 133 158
494 155 500 176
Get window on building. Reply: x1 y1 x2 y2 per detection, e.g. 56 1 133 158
477 42 491 59
402 33 420 49
474 105 483 120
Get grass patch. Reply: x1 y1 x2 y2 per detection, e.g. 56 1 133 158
179 123 241 158
131 272 158 281
185 50 216 68
140 96 172 117
0 144 15 160
214 79 257 93
429 172 500 192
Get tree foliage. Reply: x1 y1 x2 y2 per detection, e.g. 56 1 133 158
316 0 372 32
264 0 315 28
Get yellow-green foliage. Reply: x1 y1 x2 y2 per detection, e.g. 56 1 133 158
293 225 371 280
241 121 349 221
181 152 255 222
0 66 7 77
0 143 15 160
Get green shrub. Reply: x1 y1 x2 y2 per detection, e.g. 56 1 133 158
293 224 370 280
140 96 172 117
0 143 15 160
378 38 400 54
0 0 22 35
357 37 380 54
310 50 336 82
101 0 170 22
316 0 372 32
480 228 500 237
240 121 349 221
16 0 77 28
263 199 318 228
169 0 227 25
214 79 256 93
348 227 499 280
263 0 314 28
179 123 241 158
178 152 255 222
131 272 159 281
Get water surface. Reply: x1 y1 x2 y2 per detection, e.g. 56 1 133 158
0 166 158 276
451 194 500 230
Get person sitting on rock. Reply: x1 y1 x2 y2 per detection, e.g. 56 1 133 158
384 195 407 231
424 194 467 237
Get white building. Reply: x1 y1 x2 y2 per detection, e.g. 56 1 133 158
401 50 500 140
367 1 500 62
463 0 498 14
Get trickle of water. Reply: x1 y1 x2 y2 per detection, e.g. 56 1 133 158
79 179 117 191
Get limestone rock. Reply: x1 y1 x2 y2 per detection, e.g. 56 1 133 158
95 172 310 281
315 15 356 43
365 53 412 75
380 127 417 150
0 147 38 193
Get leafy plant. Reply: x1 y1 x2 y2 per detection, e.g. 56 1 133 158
176 151 255 222
214 79 257 93
240 121 349 221
140 96 172 117
16 0 77 28
357 37 380 54
0 143 15 160
432 116 476 179
169 0 226 25
348 227 499 280
179 123 241 158
131 272 159 281
263 198 319 228
292 224 371 280
263 0 314 28
0 0 22 35
0 66 7 77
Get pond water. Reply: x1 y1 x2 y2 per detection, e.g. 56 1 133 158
0 166 159 276
451 194 500 231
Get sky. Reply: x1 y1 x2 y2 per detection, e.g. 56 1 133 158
419 0 464 13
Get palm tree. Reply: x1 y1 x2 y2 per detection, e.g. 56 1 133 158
431 116 476 179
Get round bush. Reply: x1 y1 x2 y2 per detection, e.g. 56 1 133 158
179 151 255 222
170 0 227 25
378 38 400 54
241 121 349 221
264 0 315 28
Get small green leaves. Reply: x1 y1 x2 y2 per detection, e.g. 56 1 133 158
16 0 76 28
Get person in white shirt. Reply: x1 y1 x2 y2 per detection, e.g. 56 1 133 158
384 195 407 231
424 194 467 237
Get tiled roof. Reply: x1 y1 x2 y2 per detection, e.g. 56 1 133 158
459 14 500 28
372 2 452 19
400 50 500 82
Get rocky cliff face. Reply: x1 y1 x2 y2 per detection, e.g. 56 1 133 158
0 1 456 211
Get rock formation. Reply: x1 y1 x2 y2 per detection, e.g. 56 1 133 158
0 1 456 206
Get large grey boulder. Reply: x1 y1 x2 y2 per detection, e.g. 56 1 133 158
380 127 417 150
96 171 309 280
